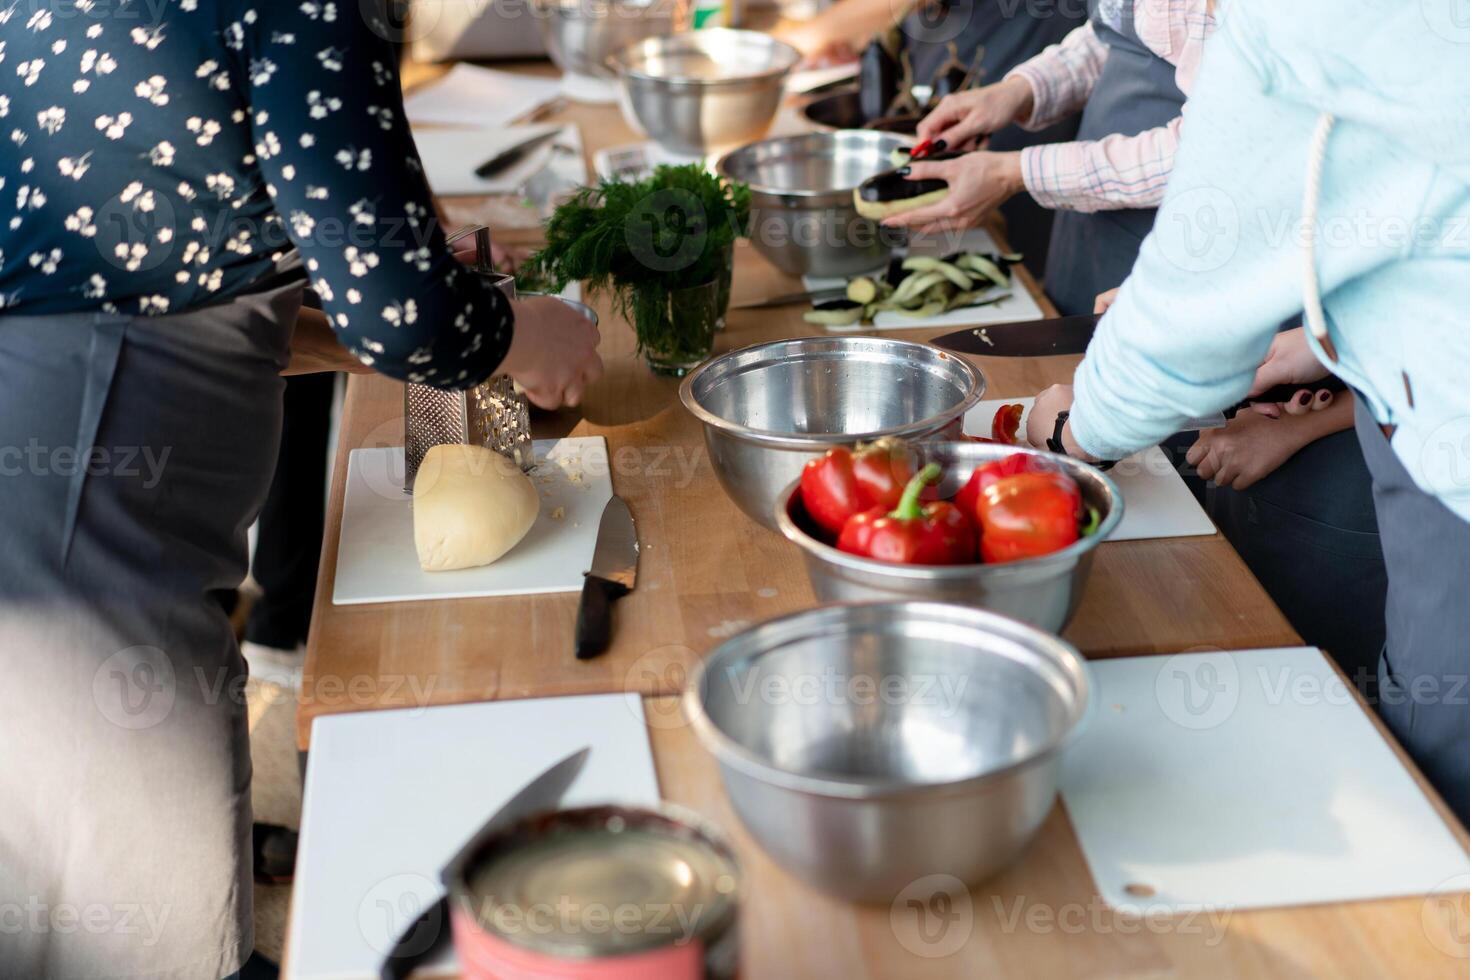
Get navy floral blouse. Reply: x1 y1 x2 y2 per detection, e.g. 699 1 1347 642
0 0 513 388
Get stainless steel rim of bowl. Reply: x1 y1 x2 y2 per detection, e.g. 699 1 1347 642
714 131 916 203
676 337 984 450
682 601 1092 801
609 30 800 88
521 292 600 327
773 451 1125 577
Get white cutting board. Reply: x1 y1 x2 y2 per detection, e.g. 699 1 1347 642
287 694 661 980
403 63 562 129
965 397 1215 542
803 229 1045 330
1062 648 1470 913
333 438 613 605
412 123 586 196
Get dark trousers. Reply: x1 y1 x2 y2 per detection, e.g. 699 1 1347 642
244 372 335 650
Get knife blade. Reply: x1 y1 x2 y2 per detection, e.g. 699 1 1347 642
730 286 848 310
576 496 638 661
933 313 1100 358
473 129 561 179
379 747 590 980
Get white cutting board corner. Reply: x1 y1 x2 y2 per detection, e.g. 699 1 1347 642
287 692 660 980
966 397 1215 542
334 437 613 605
1062 647 1470 914
803 228 1044 330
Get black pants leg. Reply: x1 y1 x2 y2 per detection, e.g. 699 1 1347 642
245 372 335 650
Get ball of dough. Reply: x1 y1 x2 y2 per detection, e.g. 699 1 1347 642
414 444 540 572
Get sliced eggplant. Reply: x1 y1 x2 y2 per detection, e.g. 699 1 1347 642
803 298 864 327
852 150 965 221
858 28 901 122
846 277 880 305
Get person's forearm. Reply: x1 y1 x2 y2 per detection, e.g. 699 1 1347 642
1020 116 1184 213
779 0 914 54
1005 23 1105 130
283 307 373 376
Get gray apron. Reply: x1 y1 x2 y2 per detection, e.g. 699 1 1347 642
0 258 303 978
1043 0 1186 314
1354 400 1470 823
903 0 1088 271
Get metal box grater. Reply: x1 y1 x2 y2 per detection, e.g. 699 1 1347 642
403 226 534 493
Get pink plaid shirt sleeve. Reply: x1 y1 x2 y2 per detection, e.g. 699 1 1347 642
1007 0 1217 212
1006 23 1108 131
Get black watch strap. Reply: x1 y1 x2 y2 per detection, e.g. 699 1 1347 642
1046 409 1116 471
1046 410 1070 455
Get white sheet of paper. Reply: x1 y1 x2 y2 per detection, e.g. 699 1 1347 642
412 123 585 196
803 228 1044 330
403 63 563 128
286 694 661 979
785 62 859 94
333 438 613 605
1062 648 1470 913
965 397 1215 541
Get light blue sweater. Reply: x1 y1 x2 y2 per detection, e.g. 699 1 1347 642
1070 0 1470 521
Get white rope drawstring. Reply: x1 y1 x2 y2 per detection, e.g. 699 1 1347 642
1302 112 1339 362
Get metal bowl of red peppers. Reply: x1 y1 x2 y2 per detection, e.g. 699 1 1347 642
775 438 1123 632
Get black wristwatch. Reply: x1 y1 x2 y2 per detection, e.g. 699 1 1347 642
1046 410 1116 471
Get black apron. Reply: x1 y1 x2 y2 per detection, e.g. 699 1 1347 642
902 0 1088 271
1043 0 1185 314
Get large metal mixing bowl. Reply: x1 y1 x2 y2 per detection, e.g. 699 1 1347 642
684 601 1091 902
776 442 1124 632
678 337 984 531
608 30 800 155
531 0 675 81
716 130 913 278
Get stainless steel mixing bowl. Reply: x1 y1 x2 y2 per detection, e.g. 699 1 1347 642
716 130 914 278
678 337 984 531
608 30 800 155
684 601 1091 902
531 0 675 80
775 441 1123 632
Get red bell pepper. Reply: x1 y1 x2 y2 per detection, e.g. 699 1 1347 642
992 403 1024 444
800 437 913 537
838 464 976 565
975 467 1083 563
954 452 1052 521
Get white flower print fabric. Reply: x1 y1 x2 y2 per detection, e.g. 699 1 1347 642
0 0 514 388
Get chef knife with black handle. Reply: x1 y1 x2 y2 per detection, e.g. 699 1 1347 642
575 496 638 661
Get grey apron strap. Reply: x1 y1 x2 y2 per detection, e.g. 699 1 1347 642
62 316 126 564
1043 0 1187 314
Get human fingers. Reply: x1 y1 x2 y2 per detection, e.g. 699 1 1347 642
1283 389 1314 416
1310 389 1334 412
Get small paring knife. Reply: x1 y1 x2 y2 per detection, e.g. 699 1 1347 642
576 496 638 661
473 129 561 179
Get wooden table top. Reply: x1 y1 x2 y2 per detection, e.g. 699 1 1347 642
293 65 1470 978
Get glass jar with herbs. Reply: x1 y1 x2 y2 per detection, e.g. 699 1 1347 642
525 164 748 376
